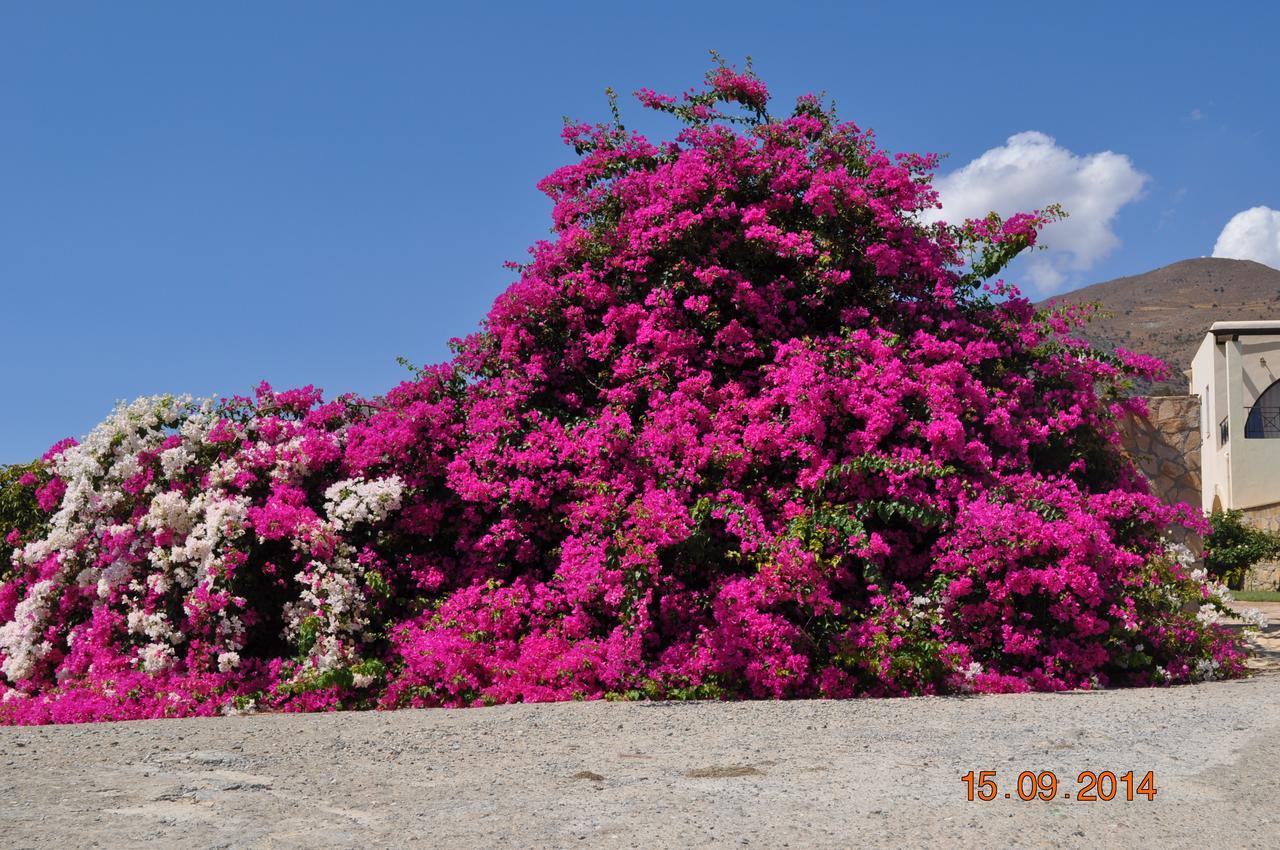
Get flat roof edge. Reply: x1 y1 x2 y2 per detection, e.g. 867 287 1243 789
1210 320 1280 339
1210 320 1280 330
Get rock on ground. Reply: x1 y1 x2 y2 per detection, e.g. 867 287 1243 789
2 604 1278 849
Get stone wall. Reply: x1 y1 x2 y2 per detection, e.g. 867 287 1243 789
1116 395 1203 549
1113 394 1280 590
1243 502 1280 591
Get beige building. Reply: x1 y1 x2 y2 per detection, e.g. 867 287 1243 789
1189 321 1280 525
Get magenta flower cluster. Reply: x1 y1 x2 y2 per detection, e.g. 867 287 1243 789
0 64 1250 724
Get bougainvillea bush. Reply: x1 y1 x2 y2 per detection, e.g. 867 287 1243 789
0 63 1259 724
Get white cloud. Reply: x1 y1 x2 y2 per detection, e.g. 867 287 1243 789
1211 206 1280 270
923 131 1148 293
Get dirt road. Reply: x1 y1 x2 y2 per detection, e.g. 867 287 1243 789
2 606 1277 849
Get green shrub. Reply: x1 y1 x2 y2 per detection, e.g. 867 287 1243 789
1205 509 1280 590
0 461 44 528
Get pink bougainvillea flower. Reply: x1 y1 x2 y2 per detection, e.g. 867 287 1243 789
0 61 1250 725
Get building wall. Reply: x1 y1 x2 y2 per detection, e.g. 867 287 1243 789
1190 336 1221 512
1237 338 1280 408
1229 338 1280 509
1193 334 1280 511
1186 328 1280 589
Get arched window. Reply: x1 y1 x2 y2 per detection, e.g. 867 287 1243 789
1245 379 1280 438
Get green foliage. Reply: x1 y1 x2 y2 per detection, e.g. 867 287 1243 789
817 454 958 491
959 206 1067 284
278 658 389 695
1205 509 1280 590
787 454 954 555
296 615 323 658
1234 590 1280 603
364 570 391 598
396 355 428 379
604 676 728 702
0 461 46 570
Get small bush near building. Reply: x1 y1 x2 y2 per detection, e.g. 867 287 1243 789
1205 509 1280 590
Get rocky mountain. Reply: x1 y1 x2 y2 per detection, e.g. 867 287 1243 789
1038 258 1280 395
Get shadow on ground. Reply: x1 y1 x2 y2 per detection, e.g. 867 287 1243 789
1228 600 1280 672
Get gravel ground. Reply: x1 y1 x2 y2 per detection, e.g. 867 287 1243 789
2 604 1277 850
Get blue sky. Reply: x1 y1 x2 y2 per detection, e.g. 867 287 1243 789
3 2 1279 463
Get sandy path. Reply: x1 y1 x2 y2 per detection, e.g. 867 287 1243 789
2 607 1278 849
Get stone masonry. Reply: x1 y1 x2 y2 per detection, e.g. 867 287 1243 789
1114 393 1279 590
1116 395 1203 550
1242 502 1280 591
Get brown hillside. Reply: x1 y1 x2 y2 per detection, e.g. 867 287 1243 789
1038 258 1280 395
